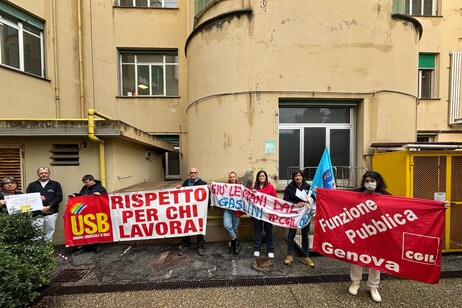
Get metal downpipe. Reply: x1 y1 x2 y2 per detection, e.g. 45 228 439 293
87 109 112 187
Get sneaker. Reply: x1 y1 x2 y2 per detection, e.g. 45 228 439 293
370 287 382 302
348 282 360 296
197 247 205 256
302 257 315 268
284 255 294 265
178 245 190 256
254 251 260 257
268 252 275 259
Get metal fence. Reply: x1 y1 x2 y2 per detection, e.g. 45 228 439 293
286 166 368 190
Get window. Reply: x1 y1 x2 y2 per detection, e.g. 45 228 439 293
119 50 179 97
418 53 436 99
417 135 435 142
0 147 23 191
155 135 180 179
117 0 177 8
404 0 438 16
196 0 214 14
50 144 80 166
278 104 355 182
0 2 44 77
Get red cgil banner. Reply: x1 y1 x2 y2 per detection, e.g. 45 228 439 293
313 189 446 284
64 186 209 247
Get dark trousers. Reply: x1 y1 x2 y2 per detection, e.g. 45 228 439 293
182 234 204 248
251 217 274 253
287 222 310 257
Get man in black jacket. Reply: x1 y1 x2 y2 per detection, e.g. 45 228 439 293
69 174 107 253
71 174 107 197
176 167 207 256
26 167 63 241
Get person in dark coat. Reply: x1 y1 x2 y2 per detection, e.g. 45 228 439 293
26 167 63 241
70 174 107 197
283 170 315 267
69 174 107 253
176 167 207 256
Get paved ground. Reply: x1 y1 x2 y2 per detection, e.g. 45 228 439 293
32 240 462 307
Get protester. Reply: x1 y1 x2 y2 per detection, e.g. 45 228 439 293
283 170 314 267
176 167 207 256
26 167 63 241
70 174 107 197
223 171 243 254
348 170 391 303
69 174 107 253
0 176 23 214
251 170 277 258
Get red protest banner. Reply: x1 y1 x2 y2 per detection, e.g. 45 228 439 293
64 195 113 246
64 186 209 246
313 189 445 284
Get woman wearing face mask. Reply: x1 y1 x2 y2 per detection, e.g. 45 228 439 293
348 171 390 303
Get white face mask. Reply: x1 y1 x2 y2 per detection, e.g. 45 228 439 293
364 181 377 191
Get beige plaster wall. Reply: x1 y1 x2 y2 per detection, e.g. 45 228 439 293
106 139 165 191
2 1 188 134
416 1 462 132
79 1 188 133
0 136 100 244
185 0 419 180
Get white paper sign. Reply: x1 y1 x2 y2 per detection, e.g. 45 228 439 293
296 188 309 201
5 193 43 215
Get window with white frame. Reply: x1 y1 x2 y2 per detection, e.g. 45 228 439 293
418 53 436 99
0 2 44 77
117 0 177 8
119 50 179 97
196 0 214 14
404 0 438 16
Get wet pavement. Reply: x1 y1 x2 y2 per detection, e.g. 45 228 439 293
33 240 462 307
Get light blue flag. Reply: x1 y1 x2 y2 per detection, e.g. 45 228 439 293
309 147 336 198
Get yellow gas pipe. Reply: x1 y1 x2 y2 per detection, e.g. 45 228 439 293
87 109 112 187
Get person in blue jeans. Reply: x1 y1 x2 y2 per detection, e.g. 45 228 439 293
223 171 243 254
283 170 315 268
250 170 277 258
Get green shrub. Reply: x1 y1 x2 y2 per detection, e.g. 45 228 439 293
0 213 55 308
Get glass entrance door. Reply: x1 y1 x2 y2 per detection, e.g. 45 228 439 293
278 106 354 182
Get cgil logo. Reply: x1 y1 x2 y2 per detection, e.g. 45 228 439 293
402 232 439 265
404 251 436 263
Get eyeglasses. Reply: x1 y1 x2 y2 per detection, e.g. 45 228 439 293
4 181 15 185
190 172 197 174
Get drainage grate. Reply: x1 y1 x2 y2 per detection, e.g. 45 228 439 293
45 270 462 296
49 274 352 295
441 270 462 279
52 269 90 282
